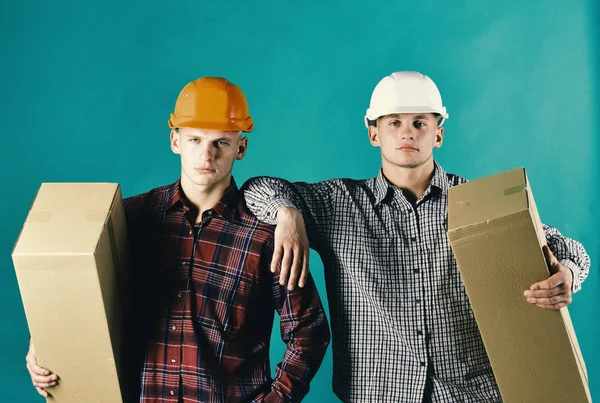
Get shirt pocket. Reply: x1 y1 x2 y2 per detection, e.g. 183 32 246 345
195 263 256 339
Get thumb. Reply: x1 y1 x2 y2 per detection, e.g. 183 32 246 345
542 245 559 274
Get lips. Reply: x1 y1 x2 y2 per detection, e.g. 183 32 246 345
398 146 418 151
194 167 215 173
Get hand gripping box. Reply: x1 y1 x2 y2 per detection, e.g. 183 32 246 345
12 183 133 402
447 168 590 403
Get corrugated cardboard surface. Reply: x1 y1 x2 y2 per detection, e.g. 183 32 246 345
448 168 590 403
12 183 130 402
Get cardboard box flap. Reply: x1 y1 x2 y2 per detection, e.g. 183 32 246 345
448 168 530 231
13 183 120 256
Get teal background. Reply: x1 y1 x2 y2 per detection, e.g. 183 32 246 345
1 1 598 401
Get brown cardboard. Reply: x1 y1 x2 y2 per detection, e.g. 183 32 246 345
12 183 131 402
447 168 590 403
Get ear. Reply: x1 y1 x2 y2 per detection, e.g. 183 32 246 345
170 129 181 155
368 125 380 147
235 136 248 160
434 127 444 149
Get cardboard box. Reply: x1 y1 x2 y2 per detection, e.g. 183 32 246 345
447 168 590 403
12 183 131 402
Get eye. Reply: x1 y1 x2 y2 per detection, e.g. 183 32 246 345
389 120 400 127
216 140 230 147
189 137 201 143
414 121 426 128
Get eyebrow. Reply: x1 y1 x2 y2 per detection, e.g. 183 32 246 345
385 114 433 120
182 133 232 142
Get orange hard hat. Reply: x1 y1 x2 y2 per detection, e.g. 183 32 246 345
168 77 254 132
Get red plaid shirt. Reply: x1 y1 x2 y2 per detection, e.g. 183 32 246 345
123 178 329 403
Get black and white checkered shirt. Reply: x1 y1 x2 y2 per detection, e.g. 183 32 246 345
243 161 590 403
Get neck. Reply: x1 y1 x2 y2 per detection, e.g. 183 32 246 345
180 173 231 223
381 158 435 202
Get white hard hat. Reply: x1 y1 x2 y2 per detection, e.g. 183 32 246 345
364 71 449 128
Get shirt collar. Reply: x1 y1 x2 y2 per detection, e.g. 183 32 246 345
157 177 239 224
374 160 449 205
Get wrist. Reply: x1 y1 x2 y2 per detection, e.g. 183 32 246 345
277 206 300 222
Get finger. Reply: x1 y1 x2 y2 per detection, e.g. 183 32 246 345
26 360 50 377
526 293 571 306
298 249 310 288
524 287 565 299
536 302 568 310
287 247 302 291
530 275 565 290
279 249 293 286
33 380 57 388
35 387 48 398
32 373 57 384
270 245 283 274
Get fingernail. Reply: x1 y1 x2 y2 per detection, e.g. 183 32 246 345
523 291 530 297
527 298 535 303
51 375 57 381
44 371 49 375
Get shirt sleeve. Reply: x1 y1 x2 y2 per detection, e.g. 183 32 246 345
260 242 330 402
542 224 590 293
241 177 337 251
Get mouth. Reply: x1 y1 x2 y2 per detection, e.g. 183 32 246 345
397 146 419 152
194 167 216 173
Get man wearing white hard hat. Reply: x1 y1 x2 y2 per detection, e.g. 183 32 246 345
242 72 590 402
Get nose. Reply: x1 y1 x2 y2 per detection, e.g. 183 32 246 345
197 142 216 161
400 125 415 140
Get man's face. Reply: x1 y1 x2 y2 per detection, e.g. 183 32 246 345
170 127 247 189
368 113 444 170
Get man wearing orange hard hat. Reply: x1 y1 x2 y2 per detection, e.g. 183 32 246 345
26 77 330 402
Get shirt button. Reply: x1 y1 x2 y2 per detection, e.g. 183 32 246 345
413 269 419 274
177 293 182 298
417 330 423 336
169 390 175 396
188 230 192 235
420 361 426 367
415 298 421 304
411 237 417 242
171 358 176 363
172 325 176 331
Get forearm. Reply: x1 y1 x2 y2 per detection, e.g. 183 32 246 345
243 177 304 225
270 277 330 401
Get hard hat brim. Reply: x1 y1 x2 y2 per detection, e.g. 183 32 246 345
168 117 254 133
364 105 448 128
366 105 448 121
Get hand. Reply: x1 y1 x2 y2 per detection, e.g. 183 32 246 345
272 207 310 291
524 245 573 310
26 340 58 397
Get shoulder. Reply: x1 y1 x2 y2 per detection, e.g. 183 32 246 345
315 177 373 194
123 183 173 220
446 172 469 188
235 198 276 242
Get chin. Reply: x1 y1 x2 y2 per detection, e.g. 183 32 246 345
389 158 418 168
194 175 229 188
